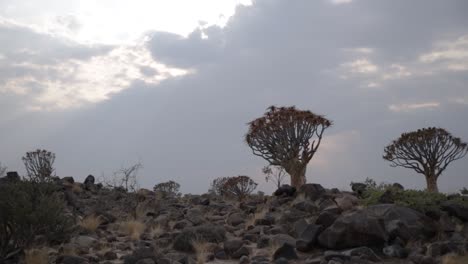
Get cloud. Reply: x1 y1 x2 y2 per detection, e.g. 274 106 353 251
341 59 379 74
330 0 353 5
0 21 188 111
420 34 468 72
389 102 441 112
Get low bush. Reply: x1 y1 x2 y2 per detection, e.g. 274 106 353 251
210 176 258 201
359 178 468 216
0 180 74 261
153 180 181 198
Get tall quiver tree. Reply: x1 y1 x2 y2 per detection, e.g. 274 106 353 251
245 106 332 188
383 127 468 193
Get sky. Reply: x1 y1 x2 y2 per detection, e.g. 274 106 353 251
0 0 467 194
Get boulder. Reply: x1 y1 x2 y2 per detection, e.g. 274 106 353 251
274 185 296 197
273 243 298 260
231 246 250 259
334 193 359 211
271 234 296 247
0 171 20 184
441 201 468 221
83 175 95 190
227 213 246 226
299 184 326 201
296 224 323 252
56 255 89 264
315 210 340 229
318 210 387 249
318 204 437 249
383 244 408 258
122 245 158 264
62 176 75 185
224 239 244 257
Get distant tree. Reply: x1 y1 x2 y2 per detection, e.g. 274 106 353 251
100 162 143 192
222 175 258 201
0 162 6 177
383 127 468 193
246 106 332 188
209 177 229 196
262 165 287 189
22 149 56 182
113 162 142 192
154 180 181 197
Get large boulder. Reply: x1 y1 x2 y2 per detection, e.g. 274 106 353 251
441 201 468 222
295 224 323 252
299 184 326 201
274 185 296 197
318 204 437 249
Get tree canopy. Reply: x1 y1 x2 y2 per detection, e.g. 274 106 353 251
245 106 332 188
383 127 467 192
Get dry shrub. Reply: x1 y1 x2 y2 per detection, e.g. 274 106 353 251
268 240 282 261
442 254 468 264
245 206 269 229
192 239 210 264
121 220 145 240
149 224 164 238
293 192 306 203
71 183 83 194
60 244 77 256
24 248 49 264
79 215 102 232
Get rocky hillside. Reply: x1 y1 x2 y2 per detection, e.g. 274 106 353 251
1 174 468 264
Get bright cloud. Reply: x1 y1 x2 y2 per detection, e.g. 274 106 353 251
341 59 379 74
1 45 189 111
420 35 468 72
389 102 441 112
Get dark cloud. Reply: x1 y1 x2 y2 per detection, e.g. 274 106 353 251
1 0 468 193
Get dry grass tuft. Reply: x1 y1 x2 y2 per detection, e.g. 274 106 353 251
268 240 282 261
24 248 49 264
71 183 83 194
442 254 468 264
245 206 269 229
79 214 102 232
149 224 165 238
121 220 146 240
192 240 211 264
293 192 306 203
61 244 77 256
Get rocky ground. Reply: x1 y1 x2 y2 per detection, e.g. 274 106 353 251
13 176 468 264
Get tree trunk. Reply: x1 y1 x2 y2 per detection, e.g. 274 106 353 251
289 165 307 189
425 175 439 193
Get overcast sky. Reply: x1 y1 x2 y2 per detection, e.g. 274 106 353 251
1 0 467 194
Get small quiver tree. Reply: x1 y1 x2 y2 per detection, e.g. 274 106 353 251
22 149 56 183
222 176 258 201
153 180 181 198
246 106 332 188
262 165 287 189
383 127 467 193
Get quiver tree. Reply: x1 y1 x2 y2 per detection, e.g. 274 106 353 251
383 127 468 193
262 165 287 189
246 106 332 188
222 176 258 201
153 180 181 197
22 149 56 182
210 176 257 200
